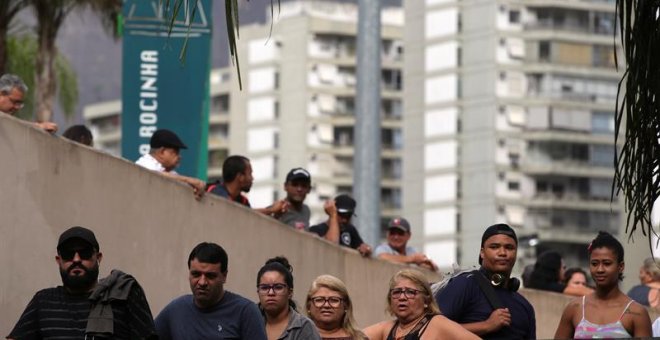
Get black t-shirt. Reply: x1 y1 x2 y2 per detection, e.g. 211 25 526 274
8 285 157 339
309 222 364 249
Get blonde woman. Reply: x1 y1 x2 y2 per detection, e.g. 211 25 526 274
364 269 479 340
305 275 367 340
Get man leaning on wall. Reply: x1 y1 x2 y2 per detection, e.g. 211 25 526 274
0 74 58 133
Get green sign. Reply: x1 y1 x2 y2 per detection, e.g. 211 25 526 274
122 0 212 179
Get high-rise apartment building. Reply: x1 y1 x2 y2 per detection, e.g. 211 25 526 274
84 1 404 227
403 0 621 269
218 1 404 224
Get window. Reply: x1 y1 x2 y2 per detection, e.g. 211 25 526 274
592 111 614 134
539 41 550 62
509 10 520 24
508 181 520 191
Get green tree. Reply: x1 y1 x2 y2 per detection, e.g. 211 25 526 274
614 1 660 248
28 0 121 123
0 0 28 75
6 34 78 121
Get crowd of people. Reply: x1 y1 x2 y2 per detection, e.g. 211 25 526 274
7 224 658 339
5 72 660 339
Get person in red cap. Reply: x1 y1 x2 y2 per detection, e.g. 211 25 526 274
7 226 157 339
374 217 437 271
135 129 206 199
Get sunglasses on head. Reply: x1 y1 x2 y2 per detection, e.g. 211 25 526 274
59 247 95 261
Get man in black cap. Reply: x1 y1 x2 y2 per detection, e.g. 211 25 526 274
434 223 536 339
7 226 157 339
309 194 372 257
278 167 312 230
136 128 206 198
374 217 437 271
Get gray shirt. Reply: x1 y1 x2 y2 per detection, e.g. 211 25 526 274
155 291 267 340
276 307 321 340
374 243 418 257
278 203 311 230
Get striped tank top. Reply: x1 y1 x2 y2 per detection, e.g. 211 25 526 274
573 296 634 339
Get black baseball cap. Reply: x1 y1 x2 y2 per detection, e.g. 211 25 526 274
150 129 187 149
388 217 411 233
57 226 99 251
285 167 311 183
335 194 356 214
479 223 517 264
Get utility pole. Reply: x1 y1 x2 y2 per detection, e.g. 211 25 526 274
354 0 382 246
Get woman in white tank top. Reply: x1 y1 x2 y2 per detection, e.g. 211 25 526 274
553 231 652 339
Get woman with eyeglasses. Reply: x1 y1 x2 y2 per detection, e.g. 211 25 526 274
305 275 367 340
364 269 478 340
256 257 320 340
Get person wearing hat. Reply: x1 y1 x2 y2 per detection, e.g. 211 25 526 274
278 167 313 230
135 129 206 199
434 223 536 339
309 194 372 257
7 226 157 339
374 217 437 271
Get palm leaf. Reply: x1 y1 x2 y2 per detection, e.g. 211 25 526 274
163 0 281 90
613 0 660 252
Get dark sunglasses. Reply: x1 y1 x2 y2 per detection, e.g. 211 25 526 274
59 247 95 261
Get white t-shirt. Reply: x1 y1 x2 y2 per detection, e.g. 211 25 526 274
135 154 177 174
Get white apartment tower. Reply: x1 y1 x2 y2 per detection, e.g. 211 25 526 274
218 2 405 224
85 2 405 228
403 0 621 269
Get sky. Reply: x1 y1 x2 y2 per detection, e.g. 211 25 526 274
13 0 401 126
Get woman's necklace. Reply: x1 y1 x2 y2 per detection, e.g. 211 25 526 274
395 313 426 339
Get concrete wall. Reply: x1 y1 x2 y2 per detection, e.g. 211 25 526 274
1 114 658 338
0 114 416 334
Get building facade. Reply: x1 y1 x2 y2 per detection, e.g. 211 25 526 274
84 1 404 229
403 0 621 269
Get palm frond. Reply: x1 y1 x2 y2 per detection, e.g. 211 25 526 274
613 0 660 252
163 0 281 90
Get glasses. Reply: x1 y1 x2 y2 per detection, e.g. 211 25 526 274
257 283 288 294
311 296 343 308
2 94 24 109
390 288 423 299
59 247 94 261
